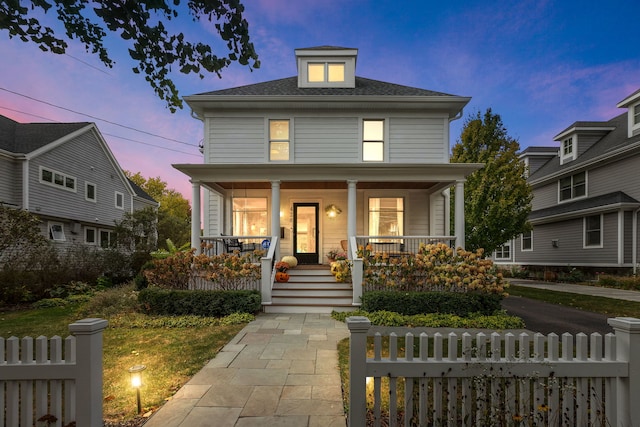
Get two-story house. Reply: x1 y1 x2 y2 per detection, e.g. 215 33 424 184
175 46 481 267
494 88 640 274
0 115 158 250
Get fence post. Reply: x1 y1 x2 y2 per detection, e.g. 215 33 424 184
68 318 108 427
607 317 640 425
347 316 371 427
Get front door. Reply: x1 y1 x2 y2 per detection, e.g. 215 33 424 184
293 203 319 264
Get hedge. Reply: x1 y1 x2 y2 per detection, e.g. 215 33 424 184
138 288 261 317
361 291 503 316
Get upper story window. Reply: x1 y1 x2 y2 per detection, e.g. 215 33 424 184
115 191 124 209
269 120 290 161
40 167 76 192
634 104 640 126
560 137 575 164
86 182 97 202
521 230 533 251
307 62 345 83
559 171 586 202
363 119 384 162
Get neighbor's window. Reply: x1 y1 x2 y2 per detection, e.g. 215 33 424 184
86 182 96 202
269 120 290 161
559 171 586 201
85 227 96 244
563 137 573 155
495 243 511 259
363 119 384 162
634 104 640 126
368 198 403 238
521 230 533 251
40 167 76 192
99 230 112 248
584 215 602 247
48 222 65 242
115 191 124 209
233 197 268 236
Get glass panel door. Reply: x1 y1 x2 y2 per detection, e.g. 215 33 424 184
293 203 319 264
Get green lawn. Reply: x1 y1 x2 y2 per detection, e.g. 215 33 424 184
0 287 248 423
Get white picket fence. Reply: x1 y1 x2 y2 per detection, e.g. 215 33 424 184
347 317 640 427
0 318 108 427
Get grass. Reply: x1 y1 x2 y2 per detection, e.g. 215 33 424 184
507 284 640 318
0 285 249 423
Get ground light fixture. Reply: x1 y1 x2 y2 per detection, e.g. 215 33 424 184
128 364 146 414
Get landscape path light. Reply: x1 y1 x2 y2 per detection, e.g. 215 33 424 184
128 364 146 414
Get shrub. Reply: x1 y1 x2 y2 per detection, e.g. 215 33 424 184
361 291 502 316
137 288 261 317
598 274 640 290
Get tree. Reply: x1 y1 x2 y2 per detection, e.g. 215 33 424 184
127 171 191 249
451 109 532 254
0 0 259 111
0 203 49 265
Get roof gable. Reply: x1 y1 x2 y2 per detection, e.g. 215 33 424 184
0 114 89 154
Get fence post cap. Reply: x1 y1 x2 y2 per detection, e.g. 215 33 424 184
607 317 640 332
68 318 109 334
346 316 371 331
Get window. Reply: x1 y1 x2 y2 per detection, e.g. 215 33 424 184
307 62 345 83
99 230 112 248
85 227 96 244
86 182 96 202
563 138 573 155
368 198 404 238
634 104 640 126
559 172 586 201
48 222 65 241
115 191 124 209
521 230 533 251
269 120 290 161
584 215 602 247
363 119 384 162
495 243 511 260
40 167 76 192
233 198 268 236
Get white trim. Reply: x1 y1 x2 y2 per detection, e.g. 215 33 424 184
84 227 97 245
48 221 66 242
521 229 533 252
39 166 77 193
618 210 625 265
560 137 575 165
85 182 97 202
583 214 603 249
115 191 124 209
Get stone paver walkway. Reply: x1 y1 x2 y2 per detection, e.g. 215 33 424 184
143 313 349 427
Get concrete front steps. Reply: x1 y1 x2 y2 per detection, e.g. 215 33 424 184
263 266 357 314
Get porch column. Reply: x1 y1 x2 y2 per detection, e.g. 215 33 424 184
191 180 201 254
347 180 357 254
271 180 281 260
454 180 465 250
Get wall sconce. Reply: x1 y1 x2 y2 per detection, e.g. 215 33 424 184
551 239 559 248
325 204 342 218
128 364 146 414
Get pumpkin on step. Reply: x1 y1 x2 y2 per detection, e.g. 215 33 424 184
275 271 290 282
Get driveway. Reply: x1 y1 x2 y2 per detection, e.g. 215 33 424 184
501 295 613 336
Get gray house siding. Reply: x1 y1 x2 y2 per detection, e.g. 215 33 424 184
28 131 132 227
294 116 359 163
207 117 265 164
588 155 640 200
576 134 600 157
0 156 20 206
389 117 446 163
531 182 558 211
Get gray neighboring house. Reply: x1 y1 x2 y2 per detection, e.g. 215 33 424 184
493 88 640 273
0 114 158 250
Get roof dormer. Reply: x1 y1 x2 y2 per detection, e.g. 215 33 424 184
616 88 640 138
554 122 615 165
295 46 357 89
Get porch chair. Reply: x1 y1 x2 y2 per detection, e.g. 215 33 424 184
221 235 256 254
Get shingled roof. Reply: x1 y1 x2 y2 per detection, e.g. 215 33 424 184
529 191 640 221
192 76 458 97
0 114 89 154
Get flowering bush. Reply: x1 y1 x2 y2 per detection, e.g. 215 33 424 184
330 260 352 282
275 261 290 272
357 242 507 294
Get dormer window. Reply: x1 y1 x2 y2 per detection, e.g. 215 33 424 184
634 104 640 126
616 89 640 137
560 137 575 164
307 63 345 83
296 46 357 88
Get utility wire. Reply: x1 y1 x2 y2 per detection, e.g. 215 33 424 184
0 87 198 147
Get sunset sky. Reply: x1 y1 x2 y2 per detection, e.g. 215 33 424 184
2 0 639 200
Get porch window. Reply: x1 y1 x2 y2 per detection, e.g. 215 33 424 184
233 197 268 236
495 243 511 260
584 214 602 247
368 198 403 239
559 171 586 202
363 119 384 162
48 222 65 242
269 120 290 161
521 230 533 251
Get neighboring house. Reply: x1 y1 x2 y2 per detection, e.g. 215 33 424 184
0 114 158 250
174 46 481 264
493 88 640 273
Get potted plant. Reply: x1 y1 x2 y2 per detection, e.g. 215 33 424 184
275 261 290 282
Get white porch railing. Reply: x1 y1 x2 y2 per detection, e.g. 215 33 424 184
347 316 640 427
0 318 108 427
349 236 458 307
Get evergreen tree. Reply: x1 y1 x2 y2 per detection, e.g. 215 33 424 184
451 109 532 254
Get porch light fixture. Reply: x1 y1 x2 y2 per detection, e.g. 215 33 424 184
325 204 342 218
128 364 146 414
